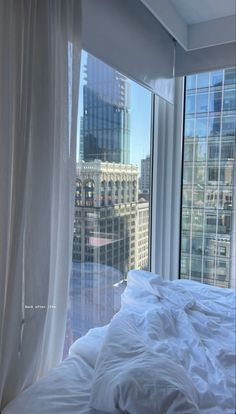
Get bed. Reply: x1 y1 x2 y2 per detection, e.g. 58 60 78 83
3 270 236 414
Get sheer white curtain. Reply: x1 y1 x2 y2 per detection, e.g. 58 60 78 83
0 0 81 409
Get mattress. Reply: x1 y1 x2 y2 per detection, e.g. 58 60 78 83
3 270 236 414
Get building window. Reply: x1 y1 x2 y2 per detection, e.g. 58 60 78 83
84 180 95 206
64 50 152 357
180 68 236 289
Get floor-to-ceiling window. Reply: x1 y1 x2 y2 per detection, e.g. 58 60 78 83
63 51 153 356
180 68 236 288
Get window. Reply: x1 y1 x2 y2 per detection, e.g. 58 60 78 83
186 95 195 114
197 72 209 89
63 51 152 357
223 90 236 112
180 68 236 288
210 70 223 88
196 93 208 113
195 117 207 138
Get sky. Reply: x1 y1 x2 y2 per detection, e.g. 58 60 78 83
76 51 152 170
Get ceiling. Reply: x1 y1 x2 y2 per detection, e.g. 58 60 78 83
140 0 236 50
170 0 235 25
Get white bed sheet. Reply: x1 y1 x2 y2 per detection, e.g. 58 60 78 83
90 271 236 414
2 355 102 414
3 270 236 414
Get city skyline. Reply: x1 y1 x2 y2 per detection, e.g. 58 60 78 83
64 52 152 351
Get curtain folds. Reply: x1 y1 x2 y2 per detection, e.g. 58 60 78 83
0 0 81 409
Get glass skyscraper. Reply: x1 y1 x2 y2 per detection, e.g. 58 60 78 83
181 68 236 288
80 54 130 164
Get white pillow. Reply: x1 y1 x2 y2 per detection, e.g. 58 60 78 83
90 352 199 414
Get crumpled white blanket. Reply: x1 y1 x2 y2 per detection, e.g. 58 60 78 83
90 270 236 414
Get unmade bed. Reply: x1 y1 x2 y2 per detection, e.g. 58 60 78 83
3 270 236 414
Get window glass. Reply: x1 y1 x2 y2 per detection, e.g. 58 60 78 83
186 75 196 90
193 190 204 208
197 72 209 89
64 51 152 357
183 166 193 184
210 71 223 88
181 234 190 253
186 95 195 114
182 208 192 231
222 116 236 137
181 255 190 277
208 117 221 137
180 68 236 289
192 235 203 255
209 91 222 112
208 143 219 160
185 119 194 138
184 143 194 161
223 90 236 112
195 117 207 137
192 210 204 232
191 257 202 280
195 139 207 161
194 166 205 185
182 189 192 207
221 142 235 159
224 68 236 85
196 93 208 113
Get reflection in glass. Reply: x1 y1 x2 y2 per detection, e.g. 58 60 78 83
186 95 195 114
195 117 207 137
208 117 221 137
210 71 223 87
184 143 194 161
203 258 215 283
186 75 196 90
182 209 191 231
192 210 204 232
223 90 236 112
196 93 208 113
183 166 193 184
191 257 202 279
194 166 205 185
195 140 207 161
181 234 190 254
208 143 219 160
209 91 222 112
192 236 203 255
183 189 192 207
225 68 236 85
185 119 194 138
193 190 204 208
221 142 234 159
181 68 235 288
197 72 209 89
181 256 190 277
222 116 236 136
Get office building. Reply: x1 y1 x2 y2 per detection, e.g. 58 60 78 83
136 199 149 270
181 68 236 288
140 155 151 193
80 54 131 164
73 160 139 273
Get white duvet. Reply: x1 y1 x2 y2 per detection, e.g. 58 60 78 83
3 270 236 414
90 270 236 414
